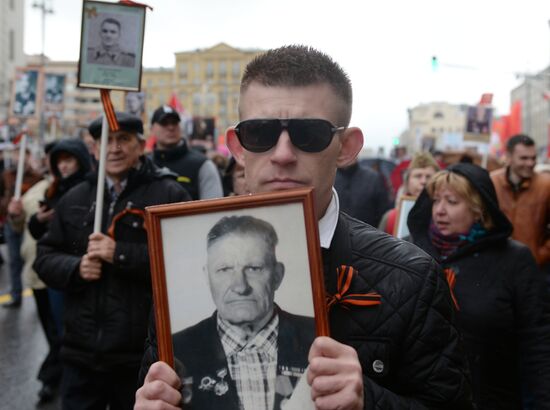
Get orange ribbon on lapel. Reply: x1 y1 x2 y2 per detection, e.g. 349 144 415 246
326 265 382 310
107 208 147 239
443 268 460 311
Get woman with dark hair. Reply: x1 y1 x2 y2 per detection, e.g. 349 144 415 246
407 163 550 409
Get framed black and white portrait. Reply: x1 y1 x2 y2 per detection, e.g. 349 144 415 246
78 0 146 91
146 188 327 409
44 73 65 113
10 68 40 117
125 91 145 117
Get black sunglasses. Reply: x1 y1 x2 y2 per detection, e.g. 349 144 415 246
234 118 346 153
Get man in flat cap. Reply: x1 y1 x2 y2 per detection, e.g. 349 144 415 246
149 105 223 200
34 112 190 410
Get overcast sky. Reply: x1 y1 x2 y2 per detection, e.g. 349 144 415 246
24 0 550 151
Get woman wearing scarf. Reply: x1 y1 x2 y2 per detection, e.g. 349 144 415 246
407 162 550 410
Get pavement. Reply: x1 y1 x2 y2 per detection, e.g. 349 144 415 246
0 244 61 410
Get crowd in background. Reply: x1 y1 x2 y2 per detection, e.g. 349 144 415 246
0 99 549 409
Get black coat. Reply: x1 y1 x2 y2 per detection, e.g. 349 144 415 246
408 163 550 410
34 157 190 371
334 162 391 227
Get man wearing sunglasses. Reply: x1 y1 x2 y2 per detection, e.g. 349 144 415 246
136 46 472 409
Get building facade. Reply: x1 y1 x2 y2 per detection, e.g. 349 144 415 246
510 66 550 156
403 102 467 153
139 43 262 137
0 0 25 120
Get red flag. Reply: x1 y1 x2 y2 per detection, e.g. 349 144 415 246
479 93 493 105
509 100 522 136
168 92 184 114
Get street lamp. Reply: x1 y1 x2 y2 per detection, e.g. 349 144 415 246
32 1 54 146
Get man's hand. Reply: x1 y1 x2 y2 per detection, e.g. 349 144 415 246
87 232 116 264
36 205 55 223
7 198 23 217
307 336 364 410
79 253 102 281
135 361 182 410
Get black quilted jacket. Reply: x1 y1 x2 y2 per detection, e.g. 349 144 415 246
34 156 190 371
140 212 473 409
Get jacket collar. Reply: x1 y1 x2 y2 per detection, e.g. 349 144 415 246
153 139 188 161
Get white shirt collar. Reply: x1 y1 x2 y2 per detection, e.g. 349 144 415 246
318 188 339 249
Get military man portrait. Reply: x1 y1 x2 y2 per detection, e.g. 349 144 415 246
87 17 136 67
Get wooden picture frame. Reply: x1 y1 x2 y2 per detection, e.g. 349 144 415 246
77 0 145 91
393 195 416 239
146 188 327 407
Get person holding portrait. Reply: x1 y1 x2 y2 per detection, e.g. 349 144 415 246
34 113 190 409
136 45 473 409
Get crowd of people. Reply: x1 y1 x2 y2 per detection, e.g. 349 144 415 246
0 45 549 410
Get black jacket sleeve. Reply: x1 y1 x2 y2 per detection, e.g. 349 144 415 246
513 245 550 409
33 195 87 292
28 212 49 240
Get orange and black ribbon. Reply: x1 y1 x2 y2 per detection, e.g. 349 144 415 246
100 89 120 133
443 268 460 311
326 265 382 310
107 208 147 239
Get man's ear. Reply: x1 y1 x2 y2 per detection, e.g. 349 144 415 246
226 127 245 167
272 262 285 291
336 127 363 168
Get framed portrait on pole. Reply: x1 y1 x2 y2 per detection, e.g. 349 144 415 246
10 68 41 118
77 0 145 91
146 187 327 408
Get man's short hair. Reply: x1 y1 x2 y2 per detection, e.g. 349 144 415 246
240 45 353 126
506 134 535 153
207 215 278 252
101 17 121 31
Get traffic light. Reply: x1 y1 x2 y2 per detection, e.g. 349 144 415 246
431 56 438 71
392 136 400 145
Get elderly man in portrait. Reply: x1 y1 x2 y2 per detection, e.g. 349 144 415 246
87 17 135 67
169 215 315 409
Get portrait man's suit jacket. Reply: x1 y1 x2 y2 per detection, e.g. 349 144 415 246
172 307 315 409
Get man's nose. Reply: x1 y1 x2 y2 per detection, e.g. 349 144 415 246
230 270 251 294
270 131 297 164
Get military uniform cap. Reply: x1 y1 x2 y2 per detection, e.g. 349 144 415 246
88 112 144 140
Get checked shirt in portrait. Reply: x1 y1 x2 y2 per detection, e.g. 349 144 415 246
219 313 278 410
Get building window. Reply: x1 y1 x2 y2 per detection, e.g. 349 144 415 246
9 0 15 10
179 63 188 78
219 62 227 77
9 30 15 61
206 62 214 79
433 112 444 119
232 62 240 78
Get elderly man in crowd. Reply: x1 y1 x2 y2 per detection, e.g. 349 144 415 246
34 112 189 410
